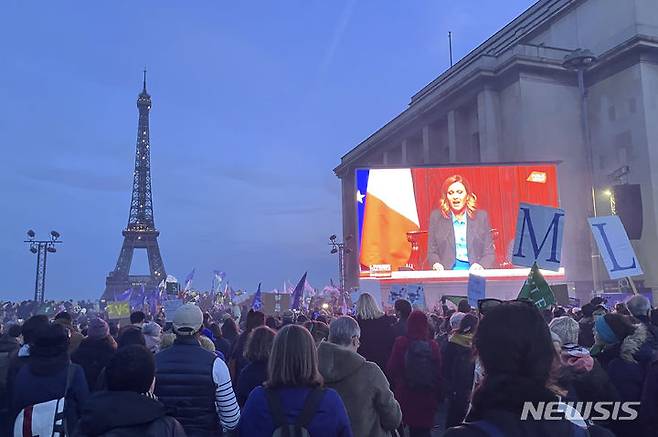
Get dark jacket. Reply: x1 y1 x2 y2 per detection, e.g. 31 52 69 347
444 374 614 437
155 336 220 437
390 318 408 340
356 315 395 371
229 331 250 382
239 386 352 437
71 337 116 391
236 360 267 407
641 357 658 436
214 337 232 363
74 390 186 437
318 341 401 437
386 312 442 428
442 335 475 428
427 209 495 269
578 317 595 348
10 357 89 433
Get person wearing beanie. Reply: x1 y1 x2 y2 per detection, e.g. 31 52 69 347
72 317 117 391
75 345 186 436
155 303 240 435
578 303 596 348
593 313 652 437
142 321 162 354
626 294 658 351
443 313 478 428
10 323 89 433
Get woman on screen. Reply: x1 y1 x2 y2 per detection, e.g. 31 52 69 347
427 174 495 271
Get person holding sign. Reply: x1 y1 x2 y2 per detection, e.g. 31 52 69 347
428 175 495 271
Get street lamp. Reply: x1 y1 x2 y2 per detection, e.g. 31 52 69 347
24 230 63 302
329 234 352 294
562 48 600 293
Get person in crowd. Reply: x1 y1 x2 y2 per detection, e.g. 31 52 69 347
391 299 412 339
281 310 296 327
443 313 478 428
201 312 214 339
159 332 176 350
71 317 117 390
578 303 596 348
353 293 395 371
304 320 329 346
626 294 658 350
10 323 89 434
210 322 231 361
221 316 239 353
0 323 21 435
229 309 265 381
641 355 658 435
6 314 49 393
297 314 309 324
457 299 471 314
107 320 119 340
239 324 352 436
591 313 652 437
130 311 146 329
155 303 240 435
236 326 276 407
318 316 401 436
54 311 84 354
142 321 162 354
387 310 442 437
444 301 614 437
265 315 279 330
549 316 619 409
75 345 186 436
614 302 631 316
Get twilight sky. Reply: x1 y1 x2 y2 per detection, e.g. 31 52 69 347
0 1 534 300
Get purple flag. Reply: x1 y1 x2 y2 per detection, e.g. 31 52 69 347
291 272 307 310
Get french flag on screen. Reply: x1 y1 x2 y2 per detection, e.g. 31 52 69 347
359 169 419 271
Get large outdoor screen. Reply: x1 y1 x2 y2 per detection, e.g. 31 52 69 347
356 163 559 272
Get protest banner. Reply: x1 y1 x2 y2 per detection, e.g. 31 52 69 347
588 215 643 280
163 299 183 322
467 274 486 307
512 203 565 271
106 302 130 320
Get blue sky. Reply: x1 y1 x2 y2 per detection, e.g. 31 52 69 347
0 1 534 300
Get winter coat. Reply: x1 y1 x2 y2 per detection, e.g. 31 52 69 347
213 337 231 363
578 317 595 348
236 360 267 407
74 390 187 437
355 315 395 371
641 357 658 436
10 356 89 433
442 334 475 428
318 341 401 437
239 386 352 437
390 318 408 340
594 323 653 437
444 374 614 437
386 312 442 428
71 337 116 391
558 357 619 404
155 336 220 436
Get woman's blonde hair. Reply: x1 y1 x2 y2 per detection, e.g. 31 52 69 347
355 293 384 320
439 174 478 219
266 324 323 389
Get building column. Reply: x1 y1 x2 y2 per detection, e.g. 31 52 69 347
477 88 502 162
422 125 430 163
448 110 458 162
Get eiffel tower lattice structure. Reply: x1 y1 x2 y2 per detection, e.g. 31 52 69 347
103 72 166 300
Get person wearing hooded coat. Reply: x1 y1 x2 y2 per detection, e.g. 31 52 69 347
387 310 442 436
318 316 401 437
74 345 186 437
10 322 89 434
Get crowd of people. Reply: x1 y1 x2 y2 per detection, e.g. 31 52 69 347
0 291 657 436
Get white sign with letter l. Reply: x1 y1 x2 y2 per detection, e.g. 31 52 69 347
588 215 643 279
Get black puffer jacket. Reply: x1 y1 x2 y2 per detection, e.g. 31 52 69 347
71 337 116 390
74 390 186 437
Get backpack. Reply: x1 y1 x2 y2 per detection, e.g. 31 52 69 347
13 365 75 437
265 388 325 437
404 340 439 391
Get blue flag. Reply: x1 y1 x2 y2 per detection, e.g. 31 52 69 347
291 272 307 310
252 282 263 311
183 268 196 292
114 288 132 302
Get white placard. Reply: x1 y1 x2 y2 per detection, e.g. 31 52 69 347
589 216 643 279
512 203 565 271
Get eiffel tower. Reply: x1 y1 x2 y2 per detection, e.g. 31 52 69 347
103 72 166 299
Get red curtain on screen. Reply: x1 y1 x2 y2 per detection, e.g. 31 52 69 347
411 164 558 268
